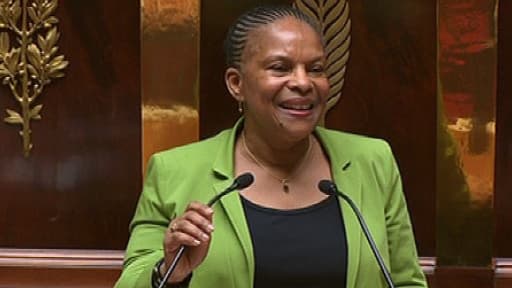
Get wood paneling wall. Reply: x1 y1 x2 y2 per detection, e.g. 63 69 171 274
3 254 512 288
0 249 122 288
495 0 512 259
0 251 438 288
0 0 141 249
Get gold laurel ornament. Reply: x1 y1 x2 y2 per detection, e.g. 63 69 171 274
0 0 68 157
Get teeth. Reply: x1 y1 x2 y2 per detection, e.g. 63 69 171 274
282 104 313 110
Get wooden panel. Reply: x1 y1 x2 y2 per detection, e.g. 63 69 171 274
0 249 123 268
436 0 496 266
495 259 512 288
0 250 440 287
434 266 494 288
1 255 510 287
0 1 141 249
417 259 512 288
325 0 437 256
420 257 436 287
5 249 512 287
0 268 120 288
494 0 512 258
0 249 123 287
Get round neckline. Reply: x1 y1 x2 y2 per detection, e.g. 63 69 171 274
240 194 336 215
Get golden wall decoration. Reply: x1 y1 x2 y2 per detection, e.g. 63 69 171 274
141 0 199 172
0 0 68 157
293 0 351 121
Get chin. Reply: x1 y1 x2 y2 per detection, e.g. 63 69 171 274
271 109 320 135
280 121 317 139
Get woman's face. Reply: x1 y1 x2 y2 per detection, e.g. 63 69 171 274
228 17 330 141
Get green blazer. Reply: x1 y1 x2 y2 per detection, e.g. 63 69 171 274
115 121 427 288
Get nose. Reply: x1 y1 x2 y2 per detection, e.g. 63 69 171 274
288 67 312 95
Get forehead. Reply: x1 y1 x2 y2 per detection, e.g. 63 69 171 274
242 17 324 60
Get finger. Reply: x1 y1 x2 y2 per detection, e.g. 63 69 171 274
172 217 211 243
167 229 202 248
182 210 215 234
186 201 214 220
165 220 202 250
163 202 214 252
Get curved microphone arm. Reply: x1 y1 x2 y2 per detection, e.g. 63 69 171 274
318 180 395 288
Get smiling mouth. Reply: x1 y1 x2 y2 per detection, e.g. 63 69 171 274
280 103 314 110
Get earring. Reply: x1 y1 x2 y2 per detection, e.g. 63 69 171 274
238 101 243 113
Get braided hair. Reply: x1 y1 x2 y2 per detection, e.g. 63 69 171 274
223 5 323 69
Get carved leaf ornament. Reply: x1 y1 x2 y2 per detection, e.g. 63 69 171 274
0 0 68 157
293 0 351 119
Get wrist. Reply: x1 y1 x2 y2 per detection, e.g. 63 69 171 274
159 260 190 283
152 258 192 288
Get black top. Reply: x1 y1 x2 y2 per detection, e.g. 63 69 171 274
241 195 348 288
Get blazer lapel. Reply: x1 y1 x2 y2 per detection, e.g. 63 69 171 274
216 181 254 276
317 128 363 288
334 163 363 288
210 119 254 286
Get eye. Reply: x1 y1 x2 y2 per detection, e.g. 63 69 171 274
269 62 289 72
309 64 325 74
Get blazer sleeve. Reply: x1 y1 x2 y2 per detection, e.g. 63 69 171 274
382 143 428 287
115 154 176 288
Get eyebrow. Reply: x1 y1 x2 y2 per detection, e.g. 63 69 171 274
262 54 326 63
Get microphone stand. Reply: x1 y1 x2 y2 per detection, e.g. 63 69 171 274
319 180 395 288
338 192 395 288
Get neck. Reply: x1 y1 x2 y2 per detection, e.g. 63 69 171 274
241 129 312 172
238 124 318 193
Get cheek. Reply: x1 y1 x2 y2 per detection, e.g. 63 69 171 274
243 78 281 108
315 78 331 99
255 77 287 100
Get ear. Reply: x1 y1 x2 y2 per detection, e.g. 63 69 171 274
225 67 243 102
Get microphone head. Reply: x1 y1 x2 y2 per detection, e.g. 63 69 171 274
234 172 254 190
318 179 337 196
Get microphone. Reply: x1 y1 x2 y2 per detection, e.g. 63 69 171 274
207 172 254 206
158 172 254 288
318 180 395 288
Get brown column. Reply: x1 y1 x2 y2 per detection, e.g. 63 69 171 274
435 0 497 287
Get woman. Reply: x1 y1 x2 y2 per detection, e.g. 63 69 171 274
116 5 427 288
